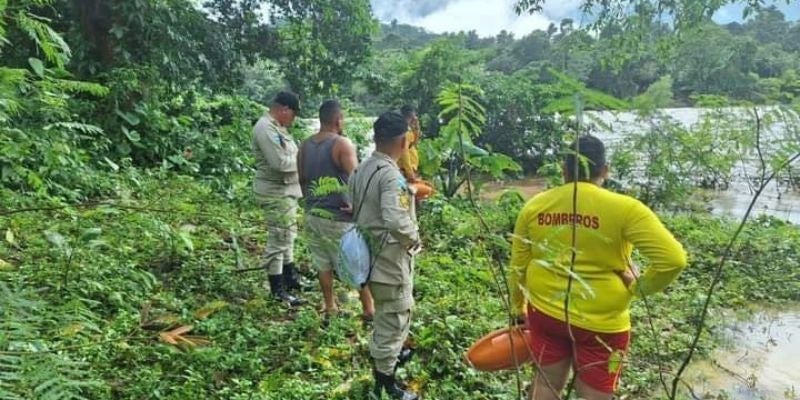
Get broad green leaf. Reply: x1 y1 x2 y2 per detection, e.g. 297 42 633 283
110 25 125 39
122 126 141 143
44 230 65 249
5 229 15 246
80 228 102 243
608 349 625 374
116 109 141 126
178 231 194 253
0 258 14 271
461 143 488 157
103 157 119 172
27 57 44 78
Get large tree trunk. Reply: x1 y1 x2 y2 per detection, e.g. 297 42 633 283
74 0 114 66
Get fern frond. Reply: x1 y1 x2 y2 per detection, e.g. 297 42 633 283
309 208 336 220
0 68 27 115
543 68 628 114
48 79 108 97
0 67 27 85
0 0 7 48
44 122 104 135
310 176 346 197
0 284 102 399
0 353 23 400
0 99 21 120
14 12 70 68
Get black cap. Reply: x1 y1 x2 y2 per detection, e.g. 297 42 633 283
273 91 300 113
373 111 408 141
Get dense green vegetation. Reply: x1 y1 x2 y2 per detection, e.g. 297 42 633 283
3 175 799 399
1 0 799 399
375 6 800 105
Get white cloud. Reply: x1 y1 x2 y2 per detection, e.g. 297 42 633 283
371 0 457 21
371 0 798 38
378 0 562 37
537 0 584 20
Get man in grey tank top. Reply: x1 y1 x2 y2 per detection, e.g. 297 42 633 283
298 100 374 326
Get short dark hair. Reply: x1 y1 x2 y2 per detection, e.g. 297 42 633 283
373 111 408 146
272 91 300 113
400 104 416 120
319 99 342 125
565 135 606 181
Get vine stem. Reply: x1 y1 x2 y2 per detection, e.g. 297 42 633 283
451 82 562 400
561 94 582 399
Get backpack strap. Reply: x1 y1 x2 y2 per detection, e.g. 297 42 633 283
351 162 390 288
352 163 387 221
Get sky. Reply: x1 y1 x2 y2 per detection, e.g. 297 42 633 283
370 0 800 37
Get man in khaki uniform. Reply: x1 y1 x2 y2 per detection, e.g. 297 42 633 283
349 111 420 400
252 91 304 307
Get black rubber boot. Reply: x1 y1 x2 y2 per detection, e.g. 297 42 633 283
362 313 374 329
268 274 305 307
282 263 308 292
397 347 414 368
373 369 418 400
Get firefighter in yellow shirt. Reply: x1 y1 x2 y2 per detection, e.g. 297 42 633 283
508 135 687 400
397 105 433 200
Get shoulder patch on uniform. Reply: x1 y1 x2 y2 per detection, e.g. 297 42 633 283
396 174 411 210
397 176 408 191
399 190 411 210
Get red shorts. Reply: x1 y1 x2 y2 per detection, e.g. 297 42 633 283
525 307 630 394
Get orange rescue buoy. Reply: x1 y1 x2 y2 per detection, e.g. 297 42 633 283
410 181 434 200
465 326 533 371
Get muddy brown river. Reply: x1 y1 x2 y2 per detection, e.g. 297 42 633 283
685 308 800 400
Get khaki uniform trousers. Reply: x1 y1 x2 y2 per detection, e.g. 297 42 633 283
369 282 414 375
257 195 298 275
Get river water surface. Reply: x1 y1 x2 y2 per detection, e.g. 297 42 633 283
685 308 800 400
590 108 800 225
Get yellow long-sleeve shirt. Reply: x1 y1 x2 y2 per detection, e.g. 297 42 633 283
397 130 420 180
508 182 688 333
